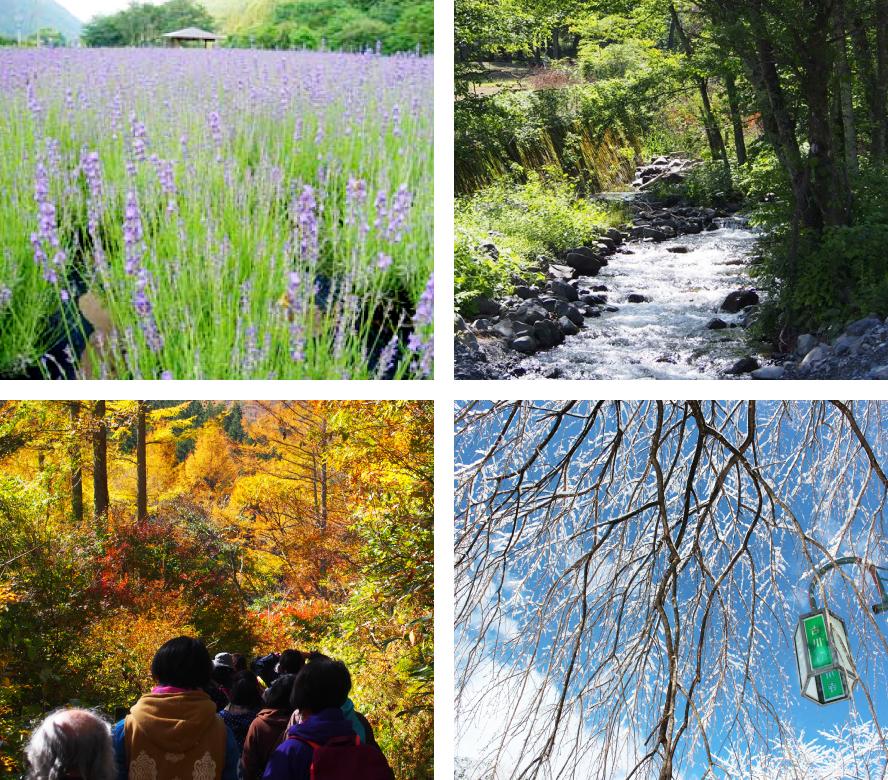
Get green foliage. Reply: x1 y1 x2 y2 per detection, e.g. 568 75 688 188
225 0 431 53
650 160 739 207
455 170 627 311
82 0 215 47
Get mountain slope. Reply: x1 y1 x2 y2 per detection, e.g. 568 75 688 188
0 0 82 40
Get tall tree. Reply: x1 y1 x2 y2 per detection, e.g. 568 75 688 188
136 401 148 523
68 402 82 524
92 401 109 523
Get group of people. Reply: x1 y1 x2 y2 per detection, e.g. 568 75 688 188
23 636 394 780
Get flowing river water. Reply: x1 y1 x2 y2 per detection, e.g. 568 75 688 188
520 217 763 379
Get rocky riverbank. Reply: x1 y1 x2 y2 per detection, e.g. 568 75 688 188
455 156 763 379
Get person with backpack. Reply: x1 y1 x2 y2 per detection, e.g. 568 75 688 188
262 658 393 780
240 674 295 780
284 654 377 748
112 636 239 780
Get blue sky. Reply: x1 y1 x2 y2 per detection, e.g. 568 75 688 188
454 400 888 778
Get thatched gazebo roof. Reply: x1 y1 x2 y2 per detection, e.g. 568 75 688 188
162 27 225 47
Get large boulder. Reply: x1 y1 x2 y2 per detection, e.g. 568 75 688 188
604 227 623 245
706 318 728 330
473 296 501 317
795 333 819 356
548 263 577 280
721 289 759 313
558 315 580 336
532 319 565 349
751 366 785 380
565 252 603 276
511 335 538 354
726 356 760 375
547 280 579 302
845 315 882 337
513 301 549 325
514 286 537 300
627 293 649 303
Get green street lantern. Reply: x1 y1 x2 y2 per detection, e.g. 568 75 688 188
794 608 856 705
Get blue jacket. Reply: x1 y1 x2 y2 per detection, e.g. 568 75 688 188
262 708 356 780
113 717 239 780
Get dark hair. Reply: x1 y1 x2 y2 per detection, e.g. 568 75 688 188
306 651 330 663
151 637 212 689
211 664 235 690
232 653 248 673
228 671 263 708
290 659 351 713
278 649 305 675
262 674 296 711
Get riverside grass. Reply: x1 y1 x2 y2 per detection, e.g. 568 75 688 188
0 47 433 379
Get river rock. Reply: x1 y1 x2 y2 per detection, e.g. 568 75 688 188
532 319 565 349
473 296 501 317
558 315 580 336
604 228 623 245
800 345 831 368
592 285 608 292
548 280 579 302
549 263 576 280
845 315 882 337
565 252 603 276
833 334 863 355
511 335 538 354
628 293 649 303
513 301 549 325
795 333 819 356
479 242 499 259
597 236 617 253
563 303 585 326
581 294 607 306
727 356 760 374
751 366 785 380
721 289 759 313
514 286 538 300
707 318 728 330
631 226 669 241
667 246 690 254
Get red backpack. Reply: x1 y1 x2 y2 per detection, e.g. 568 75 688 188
289 733 395 780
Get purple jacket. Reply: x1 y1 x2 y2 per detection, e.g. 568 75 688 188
262 707 356 780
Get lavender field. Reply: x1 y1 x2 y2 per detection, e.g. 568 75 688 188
0 47 433 379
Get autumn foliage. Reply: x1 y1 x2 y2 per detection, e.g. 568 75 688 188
0 400 432 779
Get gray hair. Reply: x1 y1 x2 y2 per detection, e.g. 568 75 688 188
25 708 115 780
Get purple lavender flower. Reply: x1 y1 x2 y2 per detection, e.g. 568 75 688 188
133 267 163 352
80 149 107 269
386 184 412 241
31 160 65 283
123 190 144 275
377 252 392 270
294 185 319 264
130 113 148 162
161 370 173 380
345 177 367 226
408 272 433 377
0 285 11 310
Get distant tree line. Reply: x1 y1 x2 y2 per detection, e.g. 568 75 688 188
82 0 215 47
227 0 433 54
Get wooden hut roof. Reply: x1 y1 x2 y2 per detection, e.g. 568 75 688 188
162 27 225 41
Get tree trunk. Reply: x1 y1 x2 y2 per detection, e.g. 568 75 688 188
669 3 729 163
833 0 858 176
69 401 83 524
136 401 147 523
724 73 747 165
849 9 884 160
92 400 109 523
875 0 888 161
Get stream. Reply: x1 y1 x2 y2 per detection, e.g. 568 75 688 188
519 217 763 379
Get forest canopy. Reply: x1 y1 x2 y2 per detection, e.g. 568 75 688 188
455 0 888 338
0 400 433 779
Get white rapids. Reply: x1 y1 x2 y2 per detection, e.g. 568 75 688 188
521 220 762 379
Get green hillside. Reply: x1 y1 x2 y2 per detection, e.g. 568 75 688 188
0 0 82 40
200 0 252 28
219 0 433 53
